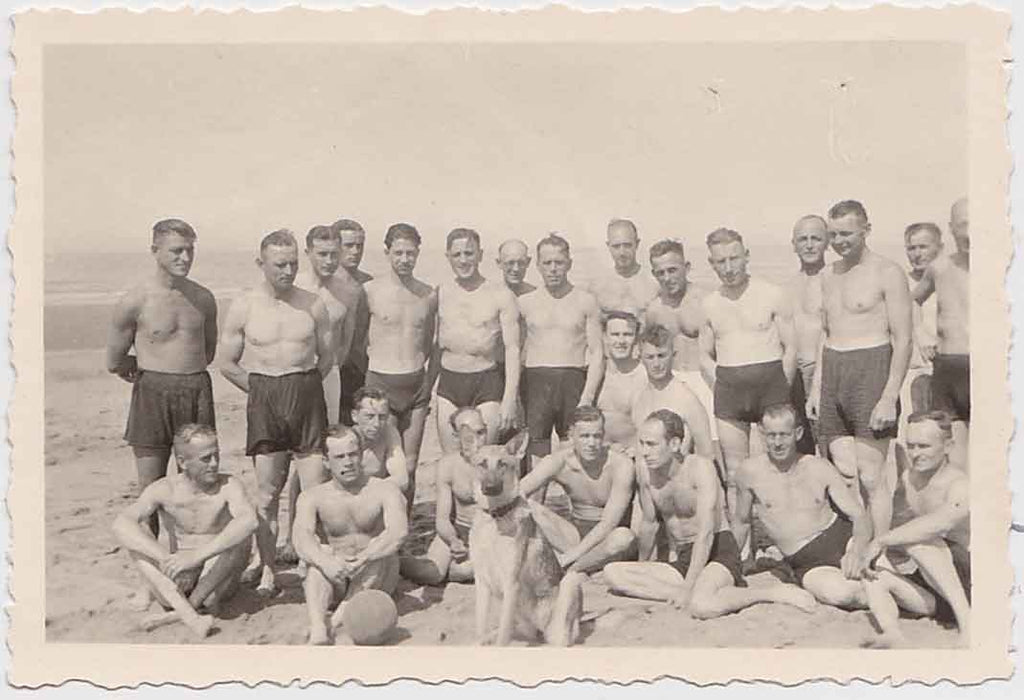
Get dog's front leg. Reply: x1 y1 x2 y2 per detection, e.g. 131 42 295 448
475 575 493 645
496 515 533 646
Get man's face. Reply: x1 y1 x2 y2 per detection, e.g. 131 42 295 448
950 203 970 251
498 245 531 286
827 213 869 259
640 341 673 382
537 244 571 290
605 318 637 360
259 244 299 291
307 239 341 278
905 231 943 272
454 412 488 459
708 241 749 288
606 225 639 271
179 435 220 487
339 229 366 270
650 251 689 297
905 421 952 473
387 238 420 278
447 237 482 280
792 221 830 267
352 398 390 443
571 419 605 463
152 233 195 279
637 421 677 471
760 413 801 464
326 434 364 485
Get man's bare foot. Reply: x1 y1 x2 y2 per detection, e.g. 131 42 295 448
308 627 330 645
774 585 819 613
277 542 299 566
187 613 215 640
128 586 153 612
861 631 907 649
256 566 278 597
139 610 181 632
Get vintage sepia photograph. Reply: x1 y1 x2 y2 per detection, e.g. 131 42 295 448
8 5 1013 689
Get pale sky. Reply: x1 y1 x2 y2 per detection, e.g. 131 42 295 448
44 41 966 255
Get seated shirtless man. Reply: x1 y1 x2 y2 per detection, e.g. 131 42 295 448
112 424 258 638
400 406 489 585
733 404 936 647
293 425 409 645
604 410 816 618
866 410 970 642
350 387 410 495
519 406 637 573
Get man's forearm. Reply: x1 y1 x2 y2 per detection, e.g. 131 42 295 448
683 529 714 590
880 512 961 549
637 522 658 560
580 351 604 404
502 346 521 405
883 336 912 398
359 530 407 562
114 520 168 562
732 521 751 554
192 518 257 563
221 362 250 392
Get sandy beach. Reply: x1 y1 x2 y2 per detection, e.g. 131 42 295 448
44 348 962 648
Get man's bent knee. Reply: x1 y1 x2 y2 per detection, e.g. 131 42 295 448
606 527 637 556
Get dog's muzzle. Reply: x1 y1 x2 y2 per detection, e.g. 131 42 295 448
480 474 504 496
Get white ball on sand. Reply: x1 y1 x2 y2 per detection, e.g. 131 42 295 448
342 590 398 645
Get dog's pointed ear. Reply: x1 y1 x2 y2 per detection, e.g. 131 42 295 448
505 430 529 460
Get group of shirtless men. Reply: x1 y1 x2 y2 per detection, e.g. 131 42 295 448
107 197 971 646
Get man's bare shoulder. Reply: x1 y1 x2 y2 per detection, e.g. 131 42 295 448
353 269 374 284
683 453 718 485
407 278 435 299
366 475 405 501
735 452 771 483
572 284 599 310
605 448 636 476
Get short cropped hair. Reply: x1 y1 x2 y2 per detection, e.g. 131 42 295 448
152 218 197 245
608 218 638 237
649 238 686 262
638 322 673 348
904 222 943 244
449 406 484 432
321 424 363 454
352 386 390 412
306 224 340 249
385 223 421 249
907 410 954 441
645 409 687 443
761 403 798 426
260 229 298 253
706 227 744 248
794 214 828 231
602 310 639 332
571 405 605 428
447 227 481 251
332 219 365 236
536 232 571 258
828 200 869 224
172 423 217 457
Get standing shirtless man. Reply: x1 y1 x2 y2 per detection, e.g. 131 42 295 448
700 228 809 512
349 387 410 495
903 223 943 415
518 233 605 468
496 239 536 297
296 225 352 425
436 228 521 453
107 219 218 543
733 404 935 647
595 311 648 450
333 219 374 425
293 425 408 645
788 215 830 444
363 223 438 498
589 218 659 317
113 424 258 638
912 198 970 462
604 410 816 618
220 229 333 594
520 406 638 572
400 406 488 585
811 200 912 541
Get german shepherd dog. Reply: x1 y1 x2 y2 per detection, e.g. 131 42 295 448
468 431 584 646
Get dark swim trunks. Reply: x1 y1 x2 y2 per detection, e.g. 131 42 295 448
246 369 327 456
124 370 216 450
437 365 505 408
818 344 900 444
932 353 971 421
714 360 791 424
570 502 633 538
672 530 747 587
338 361 367 426
783 516 853 586
522 367 587 448
906 537 971 625
364 368 430 430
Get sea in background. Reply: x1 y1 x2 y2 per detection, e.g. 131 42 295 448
44 239 907 352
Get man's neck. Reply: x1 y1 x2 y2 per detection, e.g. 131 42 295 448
260 280 291 300
615 261 641 278
154 267 179 289
720 276 750 300
578 448 608 476
611 356 640 374
507 281 529 296
910 459 947 488
843 245 868 268
334 474 369 495
389 268 415 287
455 272 486 291
908 267 926 282
660 285 688 306
649 371 674 391
800 260 826 276
769 452 802 474
545 281 572 299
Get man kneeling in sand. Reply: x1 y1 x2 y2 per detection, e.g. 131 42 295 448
401 406 489 585
604 410 816 618
293 425 409 645
112 424 258 638
733 403 937 647
519 406 638 573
